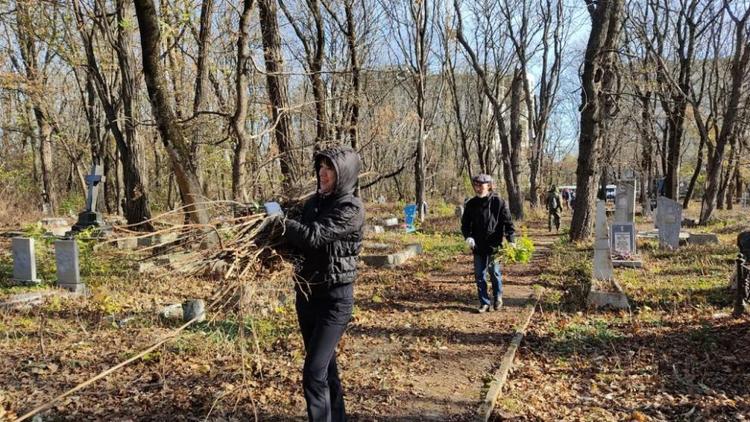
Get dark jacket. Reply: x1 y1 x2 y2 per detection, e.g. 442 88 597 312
461 192 515 255
284 147 365 296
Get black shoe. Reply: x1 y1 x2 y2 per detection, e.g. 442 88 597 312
493 298 503 310
477 304 490 313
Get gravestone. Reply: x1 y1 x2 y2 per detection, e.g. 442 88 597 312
741 193 749 209
611 223 636 255
455 205 464 219
12 237 41 285
614 180 636 223
593 200 614 280
656 196 682 249
611 222 642 268
55 240 85 293
71 163 111 234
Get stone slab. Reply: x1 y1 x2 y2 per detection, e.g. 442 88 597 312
687 233 719 245
587 280 630 310
383 217 399 227
612 260 643 269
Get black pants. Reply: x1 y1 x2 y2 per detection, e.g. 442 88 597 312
296 283 353 422
548 211 560 231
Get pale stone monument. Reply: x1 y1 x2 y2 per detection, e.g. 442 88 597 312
614 180 636 223
656 196 682 249
12 237 41 285
593 200 614 280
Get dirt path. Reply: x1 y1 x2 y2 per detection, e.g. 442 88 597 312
336 222 559 421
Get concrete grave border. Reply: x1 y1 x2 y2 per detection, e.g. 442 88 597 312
361 243 423 268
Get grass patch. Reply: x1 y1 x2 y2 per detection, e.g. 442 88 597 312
549 318 623 354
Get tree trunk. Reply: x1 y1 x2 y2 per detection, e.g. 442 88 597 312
700 11 750 223
133 0 214 239
73 0 154 230
193 0 214 113
258 0 296 190
683 134 704 209
116 0 153 230
15 1 57 211
231 0 255 203
509 69 525 219
570 0 623 241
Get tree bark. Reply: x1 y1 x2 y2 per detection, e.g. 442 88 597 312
133 0 214 238
570 0 623 241
15 1 57 211
258 0 297 190
193 0 215 113
700 9 750 223
73 0 154 230
231 0 256 203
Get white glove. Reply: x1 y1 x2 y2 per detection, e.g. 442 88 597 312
509 242 517 248
465 237 475 250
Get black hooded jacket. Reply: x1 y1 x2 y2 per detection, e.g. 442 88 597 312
461 192 516 255
284 147 365 295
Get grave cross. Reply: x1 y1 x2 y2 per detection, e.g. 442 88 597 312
84 163 106 213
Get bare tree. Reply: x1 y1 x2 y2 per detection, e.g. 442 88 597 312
14 1 57 210
279 0 329 149
499 0 566 207
569 0 624 241
258 0 297 190
133 0 214 236
700 5 750 223
453 0 525 219
231 0 256 203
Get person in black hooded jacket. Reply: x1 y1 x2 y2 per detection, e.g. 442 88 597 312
282 146 364 422
461 174 516 313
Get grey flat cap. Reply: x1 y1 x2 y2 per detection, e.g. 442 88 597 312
472 174 493 184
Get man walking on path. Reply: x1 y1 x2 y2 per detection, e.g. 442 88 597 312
461 174 516 313
546 185 563 232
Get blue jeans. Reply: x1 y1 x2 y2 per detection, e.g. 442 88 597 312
473 254 503 306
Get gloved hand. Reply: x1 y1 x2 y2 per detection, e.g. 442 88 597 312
465 237 475 250
263 201 284 217
509 242 517 249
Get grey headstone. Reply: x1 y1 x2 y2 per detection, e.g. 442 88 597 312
455 205 464 219
593 201 614 281
55 240 84 292
614 180 636 223
611 222 636 255
656 196 682 249
12 237 41 285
